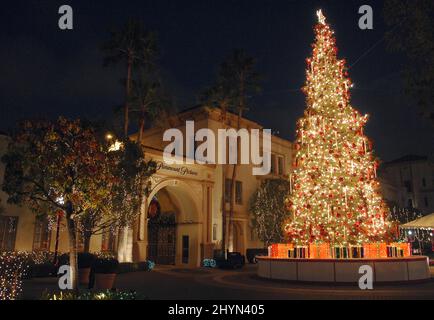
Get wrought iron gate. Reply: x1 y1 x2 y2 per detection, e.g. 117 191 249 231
147 213 176 265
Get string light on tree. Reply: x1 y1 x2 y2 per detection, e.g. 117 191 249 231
284 10 392 247
0 252 29 300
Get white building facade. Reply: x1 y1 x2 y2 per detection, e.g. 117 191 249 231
379 155 434 214
0 106 293 267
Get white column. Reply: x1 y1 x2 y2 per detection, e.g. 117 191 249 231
117 226 133 263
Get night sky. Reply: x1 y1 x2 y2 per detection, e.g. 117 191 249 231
0 0 433 162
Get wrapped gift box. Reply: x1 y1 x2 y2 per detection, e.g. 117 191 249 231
309 243 331 259
350 246 364 258
332 246 350 259
269 243 294 258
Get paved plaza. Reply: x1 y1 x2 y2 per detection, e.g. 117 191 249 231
22 264 434 300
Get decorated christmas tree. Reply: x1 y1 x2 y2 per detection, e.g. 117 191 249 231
285 10 391 247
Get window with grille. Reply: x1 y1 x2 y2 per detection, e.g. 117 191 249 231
225 179 232 203
271 154 276 174
235 181 243 204
277 156 284 175
33 216 51 251
101 228 117 252
0 216 18 251
212 224 217 241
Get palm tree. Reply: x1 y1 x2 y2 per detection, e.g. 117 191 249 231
129 68 173 144
384 0 434 124
201 49 261 254
102 19 157 137
103 22 158 262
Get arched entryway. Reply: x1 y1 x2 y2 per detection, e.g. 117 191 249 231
136 179 202 267
147 194 177 265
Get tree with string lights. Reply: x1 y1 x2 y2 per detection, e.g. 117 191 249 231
250 179 290 247
284 10 392 247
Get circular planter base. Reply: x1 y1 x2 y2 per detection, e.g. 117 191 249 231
257 256 431 284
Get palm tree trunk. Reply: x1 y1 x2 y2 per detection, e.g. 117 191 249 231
228 112 242 251
228 78 244 252
228 165 237 251
220 104 229 257
124 55 133 137
221 166 227 257
138 105 145 144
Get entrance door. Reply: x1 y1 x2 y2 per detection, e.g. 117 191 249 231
148 213 176 265
182 235 189 264
232 222 244 254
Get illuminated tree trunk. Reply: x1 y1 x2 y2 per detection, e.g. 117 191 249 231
53 212 62 266
65 204 79 292
83 231 91 253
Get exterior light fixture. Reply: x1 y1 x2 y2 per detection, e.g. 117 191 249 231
56 196 65 205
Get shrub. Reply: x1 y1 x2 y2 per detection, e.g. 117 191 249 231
30 263 56 278
77 252 95 269
1 251 58 279
22 251 55 265
93 251 116 260
57 252 96 269
92 258 119 274
41 289 144 300
117 262 138 274
58 253 70 266
117 261 154 273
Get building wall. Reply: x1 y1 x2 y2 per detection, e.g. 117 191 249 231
0 134 113 255
134 107 293 263
0 106 293 267
380 158 434 214
0 135 37 251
